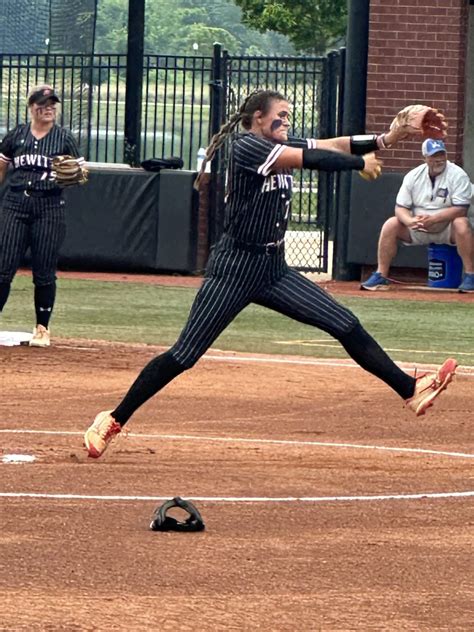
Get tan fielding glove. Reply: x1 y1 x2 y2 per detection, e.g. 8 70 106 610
51 155 88 187
389 105 447 140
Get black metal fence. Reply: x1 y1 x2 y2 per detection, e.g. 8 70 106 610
0 46 344 271
0 52 213 167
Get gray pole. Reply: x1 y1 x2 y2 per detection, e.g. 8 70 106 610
208 42 225 245
85 0 98 161
332 0 370 280
124 0 145 166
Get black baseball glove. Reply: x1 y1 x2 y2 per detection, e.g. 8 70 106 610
149 497 205 532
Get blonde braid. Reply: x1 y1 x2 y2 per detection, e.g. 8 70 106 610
193 91 262 191
193 114 241 190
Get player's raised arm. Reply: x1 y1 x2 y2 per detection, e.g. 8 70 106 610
305 105 448 154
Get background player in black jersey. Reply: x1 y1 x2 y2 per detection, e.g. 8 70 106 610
0 84 84 347
84 90 457 459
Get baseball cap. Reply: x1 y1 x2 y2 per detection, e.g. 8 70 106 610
28 87 61 107
422 138 446 157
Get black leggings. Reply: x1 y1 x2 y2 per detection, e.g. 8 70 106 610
112 247 415 425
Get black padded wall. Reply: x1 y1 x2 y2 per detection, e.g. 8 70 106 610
347 172 428 268
0 168 200 274
61 169 160 271
155 170 200 273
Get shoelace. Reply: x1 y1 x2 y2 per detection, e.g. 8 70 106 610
96 419 121 440
412 367 440 393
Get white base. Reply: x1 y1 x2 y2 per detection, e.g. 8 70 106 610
0 331 33 346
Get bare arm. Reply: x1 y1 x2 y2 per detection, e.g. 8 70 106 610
305 124 406 155
395 204 469 232
0 161 9 184
315 137 351 153
395 205 419 228
417 206 469 231
274 146 381 179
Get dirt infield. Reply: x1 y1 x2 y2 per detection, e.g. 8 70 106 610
1 335 473 630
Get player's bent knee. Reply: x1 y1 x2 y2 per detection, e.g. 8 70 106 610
167 347 199 370
325 314 360 339
343 316 361 335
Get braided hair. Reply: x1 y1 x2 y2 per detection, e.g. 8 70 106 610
194 89 286 190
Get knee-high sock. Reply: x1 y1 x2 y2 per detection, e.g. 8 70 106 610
0 282 11 311
338 324 415 399
112 351 186 426
34 283 56 328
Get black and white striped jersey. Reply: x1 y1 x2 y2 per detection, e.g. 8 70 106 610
0 123 82 191
224 132 318 244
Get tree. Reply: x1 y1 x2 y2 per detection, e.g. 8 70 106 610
95 0 129 52
95 0 296 56
232 0 347 54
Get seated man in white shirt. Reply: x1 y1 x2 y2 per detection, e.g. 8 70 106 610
361 139 474 293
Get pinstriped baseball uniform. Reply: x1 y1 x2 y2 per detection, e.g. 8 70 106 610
0 123 81 286
169 132 358 368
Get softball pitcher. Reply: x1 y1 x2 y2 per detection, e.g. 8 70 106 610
84 90 457 458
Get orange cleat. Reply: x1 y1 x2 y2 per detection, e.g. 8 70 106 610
84 410 121 458
406 358 457 416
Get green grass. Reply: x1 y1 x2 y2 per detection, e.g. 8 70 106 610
2 275 473 365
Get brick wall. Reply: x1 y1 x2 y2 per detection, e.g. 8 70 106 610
367 0 470 171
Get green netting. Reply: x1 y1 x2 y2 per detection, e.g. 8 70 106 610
49 0 97 55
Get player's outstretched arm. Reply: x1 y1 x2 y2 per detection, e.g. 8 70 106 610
314 105 447 154
315 133 392 154
274 146 381 180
